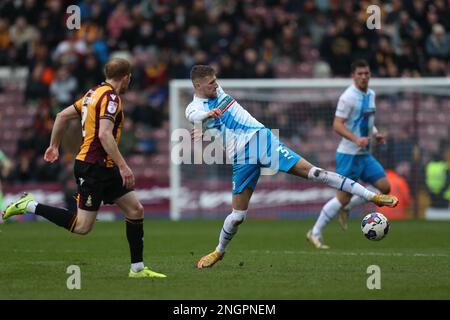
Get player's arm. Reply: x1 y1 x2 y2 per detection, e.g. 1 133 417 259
186 104 222 141
333 116 368 147
98 119 134 189
44 105 80 163
372 125 386 144
186 108 222 123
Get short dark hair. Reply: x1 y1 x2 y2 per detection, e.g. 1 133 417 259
190 65 215 82
104 58 131 80
351 59 369 73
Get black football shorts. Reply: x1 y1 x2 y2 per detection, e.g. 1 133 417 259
74 160 133 211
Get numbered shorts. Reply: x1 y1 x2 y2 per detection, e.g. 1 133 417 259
231 128 301 195
335 152 386 185
74 160 133 211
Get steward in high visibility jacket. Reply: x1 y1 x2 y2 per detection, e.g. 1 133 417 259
425 160 450 208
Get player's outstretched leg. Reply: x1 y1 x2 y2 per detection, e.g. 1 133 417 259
290 161 398 208
3 192 81 231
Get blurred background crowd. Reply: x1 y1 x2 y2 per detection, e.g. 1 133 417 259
0 0 449 216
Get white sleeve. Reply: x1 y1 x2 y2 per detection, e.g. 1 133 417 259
216 85 225 96
185 103 209 123
335 97 352 119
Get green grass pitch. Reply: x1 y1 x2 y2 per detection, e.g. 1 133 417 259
1 219 449 299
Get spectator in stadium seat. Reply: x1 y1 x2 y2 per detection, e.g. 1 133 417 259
8 16 37 65
25 61 53 103
52 31 87 64
396 41 420 75
424 57 447 77
426 24 450 60
241 48 258 78
352 37 371 62
75 53 104 93
50 66 78 106
374 36 396 77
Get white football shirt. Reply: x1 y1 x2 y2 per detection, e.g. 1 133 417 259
186 85 264 159
335 85 376 155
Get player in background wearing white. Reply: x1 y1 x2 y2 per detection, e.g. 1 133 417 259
186 65 398 268
308 60 392 249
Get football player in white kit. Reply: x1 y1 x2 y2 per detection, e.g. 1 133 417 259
308 60 393 249
185 65 398 268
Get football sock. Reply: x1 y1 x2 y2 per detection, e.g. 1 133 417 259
307 167 376 200
26 200 38 213
126 218 144 264
131 262 145 273
312 197 342 236
344 186 380 211
35 204 78 231
216 209 247 254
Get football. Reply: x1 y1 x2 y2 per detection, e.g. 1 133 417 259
361 212 390 241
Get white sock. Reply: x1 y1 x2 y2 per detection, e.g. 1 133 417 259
26 201 38 214
344 186 380 211
312 197 342 236
307 167 376 201
131 262 144 272
216 209 247 254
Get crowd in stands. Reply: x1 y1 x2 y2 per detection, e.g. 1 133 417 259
0 0 449 186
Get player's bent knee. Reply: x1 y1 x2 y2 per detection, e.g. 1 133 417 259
127 203 144 219
72 216 95 235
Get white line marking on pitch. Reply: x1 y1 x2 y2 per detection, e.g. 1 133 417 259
249 250 450 258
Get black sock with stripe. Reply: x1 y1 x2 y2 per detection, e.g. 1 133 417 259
126 218 144 263
35 204 78 232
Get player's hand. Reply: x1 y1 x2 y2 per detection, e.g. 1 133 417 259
207 109 222 119
355 137 369 147
44 146 59 163
119 165 135 189
191 128 203 142
374 133 386 144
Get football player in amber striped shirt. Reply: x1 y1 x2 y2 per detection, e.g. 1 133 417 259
4 58 166 278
